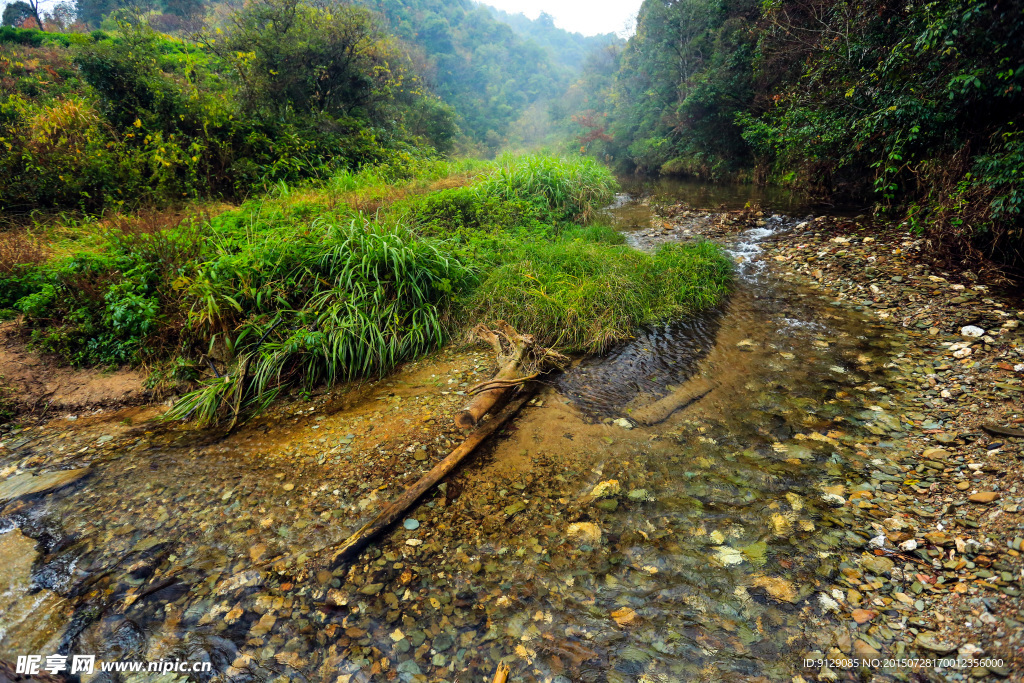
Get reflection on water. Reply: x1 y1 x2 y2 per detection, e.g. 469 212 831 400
605 177 863 235
617 177 827 214
557 307 723 419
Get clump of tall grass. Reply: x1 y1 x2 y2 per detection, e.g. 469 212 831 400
463 240 732 353
476 153 618 222
165 217 471 426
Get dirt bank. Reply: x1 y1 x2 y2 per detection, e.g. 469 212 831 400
0 322 148 415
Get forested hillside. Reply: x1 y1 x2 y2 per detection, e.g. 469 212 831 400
3 0 605 156
567 0 1024 268
484 7 619 72
356 0 573 149
0 4 459 212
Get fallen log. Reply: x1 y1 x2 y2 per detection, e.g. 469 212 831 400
981 423 1024 439
455 321 565 429
328 384 538 566
628 377 716 426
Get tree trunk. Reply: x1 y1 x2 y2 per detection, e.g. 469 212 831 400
327 385 537 566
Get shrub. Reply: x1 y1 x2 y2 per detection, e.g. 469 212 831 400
476 153 617 222
165 217 473 425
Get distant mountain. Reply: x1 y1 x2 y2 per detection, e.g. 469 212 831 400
481 6 620 72
356 0 583 147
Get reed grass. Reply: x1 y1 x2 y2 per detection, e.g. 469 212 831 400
463 240 732 353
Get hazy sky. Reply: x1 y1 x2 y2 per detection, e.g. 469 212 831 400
480 0 642 37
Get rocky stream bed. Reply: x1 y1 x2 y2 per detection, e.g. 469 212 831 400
0 193 1022 683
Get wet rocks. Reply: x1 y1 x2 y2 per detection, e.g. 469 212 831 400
565 522 602 544
589 480 620 498
913 632 958 654
968 491 1000 504
0 468 89 502
610 607 639 627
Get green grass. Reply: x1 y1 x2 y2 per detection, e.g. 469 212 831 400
477 153 618 222
0 153 733 425
464 240 731 353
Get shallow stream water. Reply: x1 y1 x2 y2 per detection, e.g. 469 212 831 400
0 184 910 682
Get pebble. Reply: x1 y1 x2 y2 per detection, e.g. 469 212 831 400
968 491 1000 503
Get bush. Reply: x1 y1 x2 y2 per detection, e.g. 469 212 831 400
476 153 617 222
165 216 473 425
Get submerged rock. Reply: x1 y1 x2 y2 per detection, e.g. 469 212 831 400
566 522 602 544
0 468 89 502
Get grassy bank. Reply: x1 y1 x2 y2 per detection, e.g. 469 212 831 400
0 154 732 424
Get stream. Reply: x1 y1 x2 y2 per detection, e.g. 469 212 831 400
0 184 910 682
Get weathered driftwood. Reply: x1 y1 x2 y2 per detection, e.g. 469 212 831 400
455 321 565 429
628 377 716 426
981 423 1024 438
328 384 538 566
491 662 511 683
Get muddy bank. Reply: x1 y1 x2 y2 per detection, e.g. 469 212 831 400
0 322 148 415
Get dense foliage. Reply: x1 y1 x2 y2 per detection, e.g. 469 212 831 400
357 0 578 150
0 3 457 214
567 0 1024 269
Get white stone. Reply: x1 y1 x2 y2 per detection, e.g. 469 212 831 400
817 592 841 612
960 325 984 338
590 480 621 498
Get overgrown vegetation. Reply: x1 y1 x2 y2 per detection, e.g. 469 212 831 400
2 0 622 157
0 154 731 424
0 3 457 214
561 0 1024 271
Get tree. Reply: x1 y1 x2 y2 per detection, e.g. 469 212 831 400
2 1 34 26
2 0 42 27
75 0 121 26
207 0 411 122
43 1 78 29
571 110 612 152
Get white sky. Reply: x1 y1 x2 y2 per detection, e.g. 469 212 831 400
480 0 641 37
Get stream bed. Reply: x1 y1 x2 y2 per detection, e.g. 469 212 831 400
0 189 938 682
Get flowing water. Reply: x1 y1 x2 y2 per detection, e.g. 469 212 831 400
0 185 908 682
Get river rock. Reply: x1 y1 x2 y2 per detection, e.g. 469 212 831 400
751 575 797 602
860 555 895 576
0 530 69 655
566 522 602 544
914 632 957 654
610 607 638 627
0 468 89 502
590 480 620 498
968 491 1000 503
852 609 877 624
